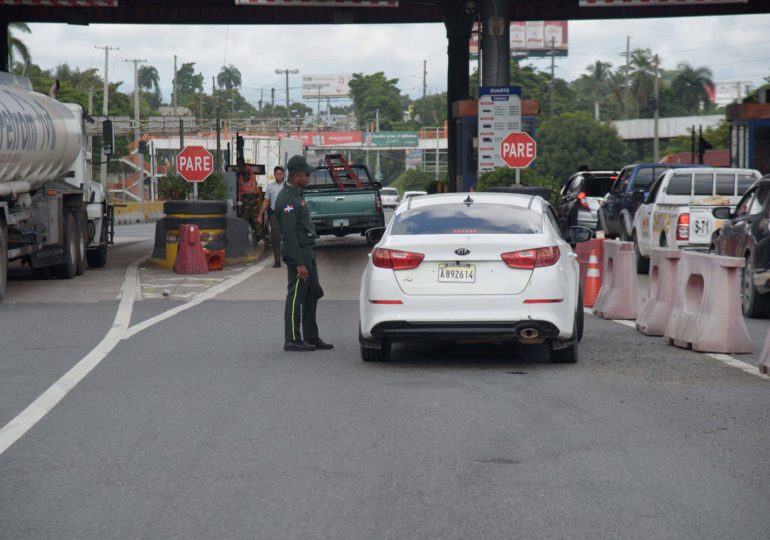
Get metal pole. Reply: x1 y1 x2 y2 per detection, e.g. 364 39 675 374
435 127 440 183
653 55 660 162
549 38 555 116
95 45 118 189
480 0 510 87
422 60 427 100
375 109 381 182
624 36 630 120
316 86 321 131
216 107 222 174
173 55 177 109
139 152 145 213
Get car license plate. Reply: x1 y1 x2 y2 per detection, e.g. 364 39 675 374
438 264 476 283
333 219 349 227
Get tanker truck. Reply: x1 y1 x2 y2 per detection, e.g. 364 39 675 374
0 72 113 302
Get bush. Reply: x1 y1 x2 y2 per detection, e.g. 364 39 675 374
476 168 560 203
390 169 437 194
158 173 228 201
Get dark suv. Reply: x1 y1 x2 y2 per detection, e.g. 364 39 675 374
556 170 617 237
599 163 699 240
710 175 770 318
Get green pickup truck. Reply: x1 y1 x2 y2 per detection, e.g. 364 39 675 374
305 162 385 242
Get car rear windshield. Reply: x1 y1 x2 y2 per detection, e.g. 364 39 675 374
390 204 542 235
309 165 373 188
585 176 615 197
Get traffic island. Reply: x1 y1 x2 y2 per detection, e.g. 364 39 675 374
149 200 259 270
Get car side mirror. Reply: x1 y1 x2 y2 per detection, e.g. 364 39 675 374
631 189 646 204
569 226 593 244
365 227 386 245
712 207 732 220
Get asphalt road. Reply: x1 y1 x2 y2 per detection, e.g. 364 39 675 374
1 221 769 539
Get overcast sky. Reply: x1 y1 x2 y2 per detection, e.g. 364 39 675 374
22 13 770 109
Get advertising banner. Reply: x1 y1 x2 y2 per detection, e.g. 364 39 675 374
302 74 353 98
301 131 363 146
469 21 568 58
364 132 419 147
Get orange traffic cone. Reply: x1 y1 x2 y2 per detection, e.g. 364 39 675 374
583 253 603 307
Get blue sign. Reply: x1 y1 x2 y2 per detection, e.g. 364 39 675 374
479 86 522 98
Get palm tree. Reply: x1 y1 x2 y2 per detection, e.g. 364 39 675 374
217 65 242 91
671 62 714 114
8 22 31 73
628 48 657 118
585 60 612 120
138 65 160 95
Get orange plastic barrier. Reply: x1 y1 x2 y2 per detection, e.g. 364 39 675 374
173 224 209 275
204 249 226 272
593 240 637 320
636 248 682 336
576 239 604 307
664 251 752 354
758 329 770 375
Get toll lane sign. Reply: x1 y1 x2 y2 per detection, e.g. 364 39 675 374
478 85 521 173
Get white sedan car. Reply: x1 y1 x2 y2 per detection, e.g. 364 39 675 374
379 187 400 208
359 193 591 363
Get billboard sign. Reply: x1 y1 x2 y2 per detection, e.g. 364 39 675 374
364 132 419 147
470 21 568 58
302 74 353 98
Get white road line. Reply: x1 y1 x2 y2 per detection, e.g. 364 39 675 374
584 307 768 380
0 258 270 457
0 256 146 457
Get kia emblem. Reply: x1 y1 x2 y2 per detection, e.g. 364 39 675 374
455 248 470 256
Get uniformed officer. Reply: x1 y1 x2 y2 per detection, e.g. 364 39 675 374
275 155 333 352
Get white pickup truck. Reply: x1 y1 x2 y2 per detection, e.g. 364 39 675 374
632 167 760 273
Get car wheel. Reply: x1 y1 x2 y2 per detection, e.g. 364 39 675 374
576 287 584 343
361 340 391 362
55 213 78 279
741 256 770 318
75 211 87 276
634 232 650 274
549 320 579 364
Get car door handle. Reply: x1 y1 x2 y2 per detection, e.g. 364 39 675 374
335 196 345 201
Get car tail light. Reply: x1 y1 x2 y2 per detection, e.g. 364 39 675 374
372 248 424 270
577 191 589 209
677 213 690 241
501 246 561 269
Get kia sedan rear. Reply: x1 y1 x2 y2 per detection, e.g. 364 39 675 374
359 193 585 363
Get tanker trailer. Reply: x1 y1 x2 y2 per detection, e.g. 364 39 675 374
0 72 113 302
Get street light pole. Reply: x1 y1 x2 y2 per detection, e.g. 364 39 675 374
375 108 381 182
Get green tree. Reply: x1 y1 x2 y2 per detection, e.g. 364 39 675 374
628 48 657 118
407 92 447 129
173 62 204 106
670 62 714 114
389 169 435 194
217 65 242 91
7 22 31 72
536 111 633 183
138 65 162 110
662 121 729 156
348 72 408 130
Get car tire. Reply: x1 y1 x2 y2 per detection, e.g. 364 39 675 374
634 232 650 274
75 211 87 276
576 287 584 343
55 213 78 279
361 341 391 362
741 256 770 318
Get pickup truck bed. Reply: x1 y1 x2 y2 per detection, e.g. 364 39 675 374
305 164 385 238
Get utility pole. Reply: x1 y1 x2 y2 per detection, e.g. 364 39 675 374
422 60 427 101
125 57 147 209
271 87 275 112
316 85 322 131
653 54 660 162
275 68 299 121
172 55 177 109
375 108 381 182
95 45 118 188
623 36 630 119
259 88 263 112
549 37 556 116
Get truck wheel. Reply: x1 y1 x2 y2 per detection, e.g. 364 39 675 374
75 211 87 276
55 213 78 279
86 222 109 268
0 224 7 303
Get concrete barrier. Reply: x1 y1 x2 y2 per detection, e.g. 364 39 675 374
636 248 682 336
664 251 752 354
593 240 637 320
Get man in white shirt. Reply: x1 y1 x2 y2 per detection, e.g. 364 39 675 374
258 166 286 268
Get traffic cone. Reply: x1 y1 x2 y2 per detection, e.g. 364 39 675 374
584 253 602 307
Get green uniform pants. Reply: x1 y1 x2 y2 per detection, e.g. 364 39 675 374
284 254 323 343
268 212 281 265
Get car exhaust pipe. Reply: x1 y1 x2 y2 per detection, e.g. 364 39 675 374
518 326 544 344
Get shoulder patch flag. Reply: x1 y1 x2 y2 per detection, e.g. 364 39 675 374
283 204 295 213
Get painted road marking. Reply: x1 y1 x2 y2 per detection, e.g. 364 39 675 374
0 258 271 457
584 307 768 380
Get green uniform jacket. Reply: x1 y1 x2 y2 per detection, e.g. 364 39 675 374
275 183 317 266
